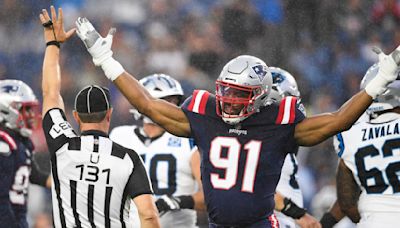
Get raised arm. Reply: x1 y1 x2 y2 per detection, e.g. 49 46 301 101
75 18 191 137
40 6 75 116
295 47 400 146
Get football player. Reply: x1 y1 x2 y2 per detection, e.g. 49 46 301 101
332 63 400 228
0 80 51 228
269 67 321 228
110 74 204 228
76 17 400 227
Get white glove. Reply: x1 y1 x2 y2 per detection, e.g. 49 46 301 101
365 46 400 98
75 17 124 81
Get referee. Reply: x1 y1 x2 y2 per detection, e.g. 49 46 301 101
40 7 160 228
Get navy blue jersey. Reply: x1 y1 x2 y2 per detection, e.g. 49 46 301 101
182 90 305 226
0 125 34 228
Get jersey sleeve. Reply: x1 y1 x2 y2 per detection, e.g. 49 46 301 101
127 151 154 198
333 133 345 158
181 90 211 115
275 96 305 125
42 108 77 154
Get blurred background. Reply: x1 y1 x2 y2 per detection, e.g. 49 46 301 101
2 0 400 227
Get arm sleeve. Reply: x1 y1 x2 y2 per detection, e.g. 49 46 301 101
29 159 49 187
127 151 153 199
42 108 77 154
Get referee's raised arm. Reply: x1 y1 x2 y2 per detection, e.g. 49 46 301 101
40 6 75 115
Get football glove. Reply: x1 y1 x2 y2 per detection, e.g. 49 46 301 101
75 17 114 66
75 17 124 81
155 195 194 216
365 46 400 99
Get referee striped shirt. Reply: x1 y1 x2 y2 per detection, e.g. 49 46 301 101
42 108 153 228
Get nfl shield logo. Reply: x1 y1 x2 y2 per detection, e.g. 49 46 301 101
252 65 267 82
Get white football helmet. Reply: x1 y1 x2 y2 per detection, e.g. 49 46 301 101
0 80 40 137
268 67 301 103
360 63 400 118
216 55 272 125
131 74 184 124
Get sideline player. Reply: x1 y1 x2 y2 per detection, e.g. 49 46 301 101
0 80 51 228
76 17 400 227
333 63 400 228
110 74 205 228
39 7 160 228
268 67 321 228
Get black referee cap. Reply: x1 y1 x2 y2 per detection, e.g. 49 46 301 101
74 85 111 113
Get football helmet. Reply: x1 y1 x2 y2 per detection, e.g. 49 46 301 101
131 74 184 124
268 67 301 103
360 63 400 118
0 80 40 137
216 55 272 125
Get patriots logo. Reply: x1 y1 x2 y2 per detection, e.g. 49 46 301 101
272 72 285 84
252 65 267 81
1 85 19 93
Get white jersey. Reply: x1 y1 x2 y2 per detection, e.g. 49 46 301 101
275 153 303 228
334 112 400 215
110 125 198 228
42 109 153 228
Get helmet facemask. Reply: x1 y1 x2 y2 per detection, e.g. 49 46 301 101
216 80 266 125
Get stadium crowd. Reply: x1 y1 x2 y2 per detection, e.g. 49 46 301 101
1 0 400 227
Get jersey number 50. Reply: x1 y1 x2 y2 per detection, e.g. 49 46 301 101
356 138 400 194
209 137 261 193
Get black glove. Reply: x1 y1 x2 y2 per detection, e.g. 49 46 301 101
155 195 194 216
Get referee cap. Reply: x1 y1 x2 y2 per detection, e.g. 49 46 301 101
74 85 111 113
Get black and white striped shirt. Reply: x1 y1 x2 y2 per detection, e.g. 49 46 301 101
43 108 153 228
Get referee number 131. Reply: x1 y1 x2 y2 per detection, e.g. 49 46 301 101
75 164 111 184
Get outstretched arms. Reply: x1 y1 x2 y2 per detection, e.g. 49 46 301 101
295 48 400 146
40 6 75 116
75 18 191 137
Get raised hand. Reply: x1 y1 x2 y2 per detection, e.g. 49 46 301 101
75 17 116 66
39 6 75 43
365 46 400 99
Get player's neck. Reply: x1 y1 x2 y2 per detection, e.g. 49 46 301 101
143 124 164 138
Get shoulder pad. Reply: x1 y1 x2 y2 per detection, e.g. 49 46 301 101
183 90 210 115
0 130 17 155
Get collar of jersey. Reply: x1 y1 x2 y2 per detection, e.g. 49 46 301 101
81 130 108 137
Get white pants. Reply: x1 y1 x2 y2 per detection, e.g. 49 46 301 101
357 212 400 228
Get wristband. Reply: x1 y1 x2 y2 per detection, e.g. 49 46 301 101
46 41 60 49
281 198 307 219
320 212 338 228
100 57 125 81
176 195 195 209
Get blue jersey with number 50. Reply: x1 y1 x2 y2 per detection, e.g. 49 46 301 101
181 90 305 226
